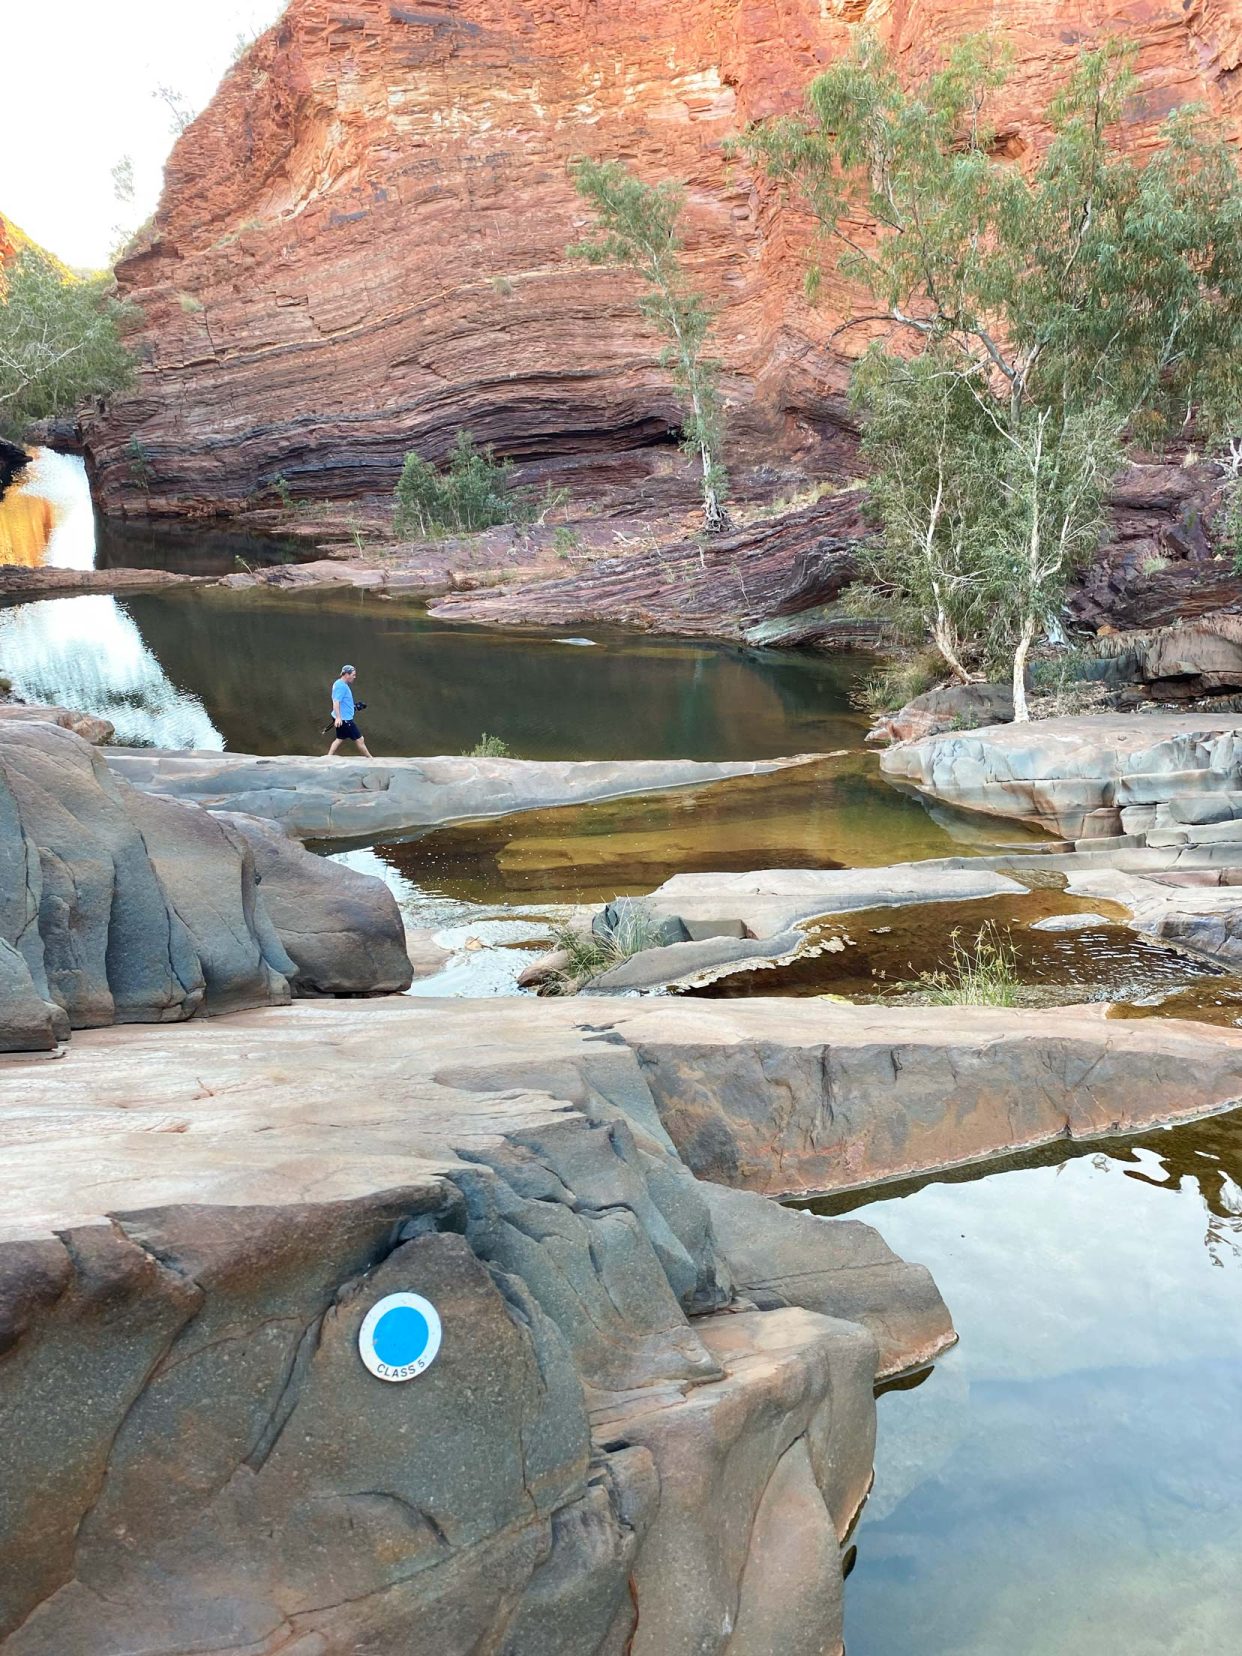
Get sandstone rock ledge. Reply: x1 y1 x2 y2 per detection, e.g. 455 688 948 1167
0 997 954 1656
107 749 820 844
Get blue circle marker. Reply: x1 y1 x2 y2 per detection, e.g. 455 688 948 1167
359 1292 442 1382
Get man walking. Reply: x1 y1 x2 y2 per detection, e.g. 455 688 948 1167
327 664 372 757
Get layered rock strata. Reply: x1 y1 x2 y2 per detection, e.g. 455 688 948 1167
0 996 953 1654
429 493 862 638
107 748 819 844
881 713 1242 845
0 721 411 1049
86 0 1242 518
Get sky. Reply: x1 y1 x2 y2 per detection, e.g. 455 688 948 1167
1 1 289 271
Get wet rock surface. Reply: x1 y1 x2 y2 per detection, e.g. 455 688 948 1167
0 996 955 1654
107 748 820 845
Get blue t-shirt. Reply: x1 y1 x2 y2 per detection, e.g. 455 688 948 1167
331 678 355 720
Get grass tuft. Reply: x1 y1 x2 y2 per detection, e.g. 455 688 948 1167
912 923 1023 1006
545 903 664 994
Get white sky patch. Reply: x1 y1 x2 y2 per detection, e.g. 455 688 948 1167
0 1 288 271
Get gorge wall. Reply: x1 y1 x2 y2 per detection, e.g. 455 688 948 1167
89 0 1242 518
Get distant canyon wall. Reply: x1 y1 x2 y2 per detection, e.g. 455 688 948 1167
88 0 1242 517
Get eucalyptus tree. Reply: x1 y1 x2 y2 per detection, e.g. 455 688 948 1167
738 34 1242 716
0 253 133 441
569 159 731 533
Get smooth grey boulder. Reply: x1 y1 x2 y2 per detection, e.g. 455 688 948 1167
880 712 1242 841
0 938 61 1052
868 680 1014 745
218 811 413 995
592 897 691 950
0 724 419 1049
125 789 294 1016
0 721 205 1032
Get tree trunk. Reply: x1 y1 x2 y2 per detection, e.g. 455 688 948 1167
1012 614 1037 722
701 445 731 534
932 605 972 685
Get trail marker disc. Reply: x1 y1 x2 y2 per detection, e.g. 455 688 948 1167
359 1292 442 1382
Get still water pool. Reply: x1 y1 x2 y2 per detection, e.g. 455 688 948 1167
809 1117 1242 1655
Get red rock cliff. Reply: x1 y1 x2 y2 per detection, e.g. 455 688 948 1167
89 0 1242 516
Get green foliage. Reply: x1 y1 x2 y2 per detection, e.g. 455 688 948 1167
552 525 581 557
737 35 1242 716
0 252 134 441
126 437 152 487
465 733 512 757
568 158 731 531
913 923 1023 1006
394 430 532 538
850 649 945 716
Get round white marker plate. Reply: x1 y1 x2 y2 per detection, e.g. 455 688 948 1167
358 1292 442 1382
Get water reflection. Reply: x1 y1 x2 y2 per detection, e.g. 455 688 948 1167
0 595 223 749
0 452 224 746
807 1118 1242 1654
117 589 880 761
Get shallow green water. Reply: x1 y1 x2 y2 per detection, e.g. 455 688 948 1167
1 583 877 759
806 1120 1242 1655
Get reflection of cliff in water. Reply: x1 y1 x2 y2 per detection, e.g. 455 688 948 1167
120 588 876 760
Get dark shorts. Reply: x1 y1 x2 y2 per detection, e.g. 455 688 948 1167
336 719 363 741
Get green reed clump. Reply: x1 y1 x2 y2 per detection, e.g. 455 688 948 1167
914 922 1023 1006
546 903 664 994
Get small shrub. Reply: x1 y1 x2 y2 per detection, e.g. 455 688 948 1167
271 473 295 511
126 437 152 487
491 275 515 297
552 525 581 557
465 733 511 757
394 430 528 538
913 924 1022 1007
177 292 204 314
1139 553 1170 576
850 650 945 718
